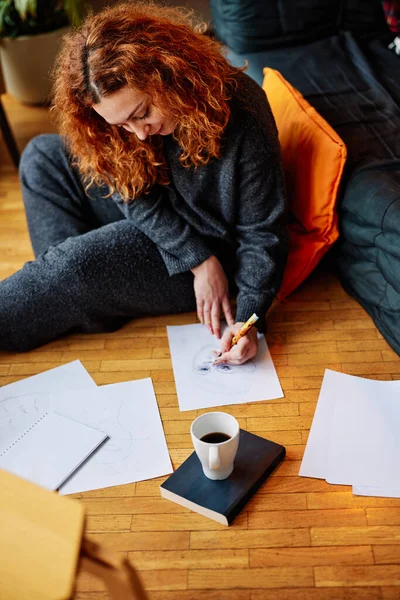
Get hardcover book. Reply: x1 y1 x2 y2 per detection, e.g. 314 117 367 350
160 429 286 525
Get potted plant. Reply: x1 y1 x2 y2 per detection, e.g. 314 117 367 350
0 0 86 104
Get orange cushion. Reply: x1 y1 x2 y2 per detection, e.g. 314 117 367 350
262 68 347 300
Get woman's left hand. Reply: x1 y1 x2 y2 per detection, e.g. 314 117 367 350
213 322 258 366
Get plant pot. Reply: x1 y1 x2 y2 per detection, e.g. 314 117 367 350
0 26 70 105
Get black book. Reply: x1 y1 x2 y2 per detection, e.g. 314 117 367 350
160 429 286 525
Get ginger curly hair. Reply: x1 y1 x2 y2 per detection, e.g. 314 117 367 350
52 1 242 200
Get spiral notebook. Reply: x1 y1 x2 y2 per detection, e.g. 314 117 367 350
0 411 108 490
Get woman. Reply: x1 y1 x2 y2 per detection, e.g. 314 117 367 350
3 1 287 362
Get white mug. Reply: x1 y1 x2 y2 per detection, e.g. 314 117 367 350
191 412 240 480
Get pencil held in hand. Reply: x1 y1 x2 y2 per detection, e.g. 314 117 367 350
230 313 259 349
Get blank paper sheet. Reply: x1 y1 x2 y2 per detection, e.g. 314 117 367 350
326 376 400 488
353 485 400 498
299 369 337 479
299 369 400 495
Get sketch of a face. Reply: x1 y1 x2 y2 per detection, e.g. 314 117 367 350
193 344 256 395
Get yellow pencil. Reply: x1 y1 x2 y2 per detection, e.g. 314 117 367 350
229 313 259 349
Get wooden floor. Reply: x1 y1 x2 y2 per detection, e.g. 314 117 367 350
1 93 400 600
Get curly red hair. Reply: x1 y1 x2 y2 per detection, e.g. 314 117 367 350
52 1 242 200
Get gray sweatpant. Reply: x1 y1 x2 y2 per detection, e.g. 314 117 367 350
1 134 198 351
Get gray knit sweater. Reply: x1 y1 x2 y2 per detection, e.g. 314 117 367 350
113 72 288 331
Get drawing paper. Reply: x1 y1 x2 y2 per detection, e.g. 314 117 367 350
0 360 97 452
0 411 107 490
353 485 400 498
300 370 400 495
167 323 283 411
326 376 400 488
57 378 172 494
299 369 337 479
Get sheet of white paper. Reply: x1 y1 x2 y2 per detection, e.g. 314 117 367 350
326 376 400 487
57 378 172 494
299 369 338 479
167 323 283 411
0 411 107 491
353 485 400 498
0 360 96 452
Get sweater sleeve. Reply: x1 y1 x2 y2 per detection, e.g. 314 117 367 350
112 185 214 275
234 151 288 333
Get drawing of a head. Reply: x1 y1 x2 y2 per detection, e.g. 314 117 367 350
193 344 256 395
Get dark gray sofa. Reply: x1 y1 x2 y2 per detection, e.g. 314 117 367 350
211 0 400 355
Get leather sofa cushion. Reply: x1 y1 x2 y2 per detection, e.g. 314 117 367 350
211 0 388 54
338 168 400 355
227 32 400 174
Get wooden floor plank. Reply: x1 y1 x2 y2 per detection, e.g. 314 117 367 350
190 528 311 549
127 548 249 570
84 515 132 533
311 526 400 546
251 590 381 600
249 546 374 567
130 512 248 531
381 588 400 600
75 568 188 592
149 592 251 600
367 509 400 526
84 531 190 551
187 567 314 589
373 545 400 565
315 565 400 587
248 508 367 529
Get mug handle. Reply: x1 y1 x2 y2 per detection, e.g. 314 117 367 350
209 445 220 470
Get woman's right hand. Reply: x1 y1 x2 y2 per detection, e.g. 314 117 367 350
191 255 234 339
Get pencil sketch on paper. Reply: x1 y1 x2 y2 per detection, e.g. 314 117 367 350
168 323 284 411
53 398 150 470
57 379 173 495
192 344 256 395
0 393 50 437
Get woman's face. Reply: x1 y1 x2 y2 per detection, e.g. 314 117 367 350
92 86 177 141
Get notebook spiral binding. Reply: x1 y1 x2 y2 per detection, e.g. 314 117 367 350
0 412 48 457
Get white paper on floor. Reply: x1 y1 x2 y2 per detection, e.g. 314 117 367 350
353 485 400 498
167 323 283 411
299 369 400 496
298 369 337 479
326 375 400 488
0 360 97 452
0 411 107 491
57 378 172 494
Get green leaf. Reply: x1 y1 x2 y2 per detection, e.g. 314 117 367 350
0 0 85 36
13 0 36 20
0 1 10 34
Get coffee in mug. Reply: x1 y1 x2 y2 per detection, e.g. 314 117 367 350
191 412 240 480
200 432 231 444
